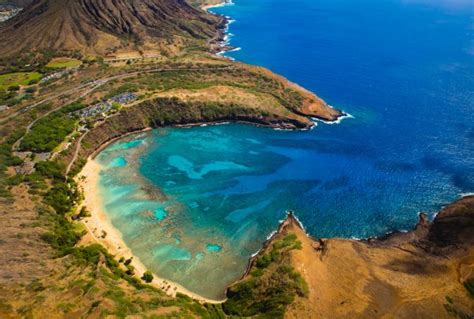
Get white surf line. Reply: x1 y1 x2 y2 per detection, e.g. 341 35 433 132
206 1 240 58
460 192 474 197
204 0 235 11
312 109 355 125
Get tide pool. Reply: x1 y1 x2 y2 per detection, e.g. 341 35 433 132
95 0 473 299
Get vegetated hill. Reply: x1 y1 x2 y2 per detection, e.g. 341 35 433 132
0 0 225 57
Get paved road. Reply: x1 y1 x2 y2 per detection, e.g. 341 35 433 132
11 82 106 151
65 130 88 175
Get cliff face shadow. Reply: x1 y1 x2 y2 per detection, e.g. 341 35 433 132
384 257 448 275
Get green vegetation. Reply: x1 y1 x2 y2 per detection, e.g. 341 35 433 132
40 205 82 254
30 161 82 254
46 57 82 69
20 102 84 152
142 271 154 283
222 234 307 318
444 296 472 319
0 88 35 106
0 49 83 74
7 152 222 317
0 129 24 199
77 206 90 218
464 278 474 297
0 88 16 105
95 66 308 117
0 64 315 317
0 72 42 90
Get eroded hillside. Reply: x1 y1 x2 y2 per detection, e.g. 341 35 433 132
230 197 474 318
0 0 225 56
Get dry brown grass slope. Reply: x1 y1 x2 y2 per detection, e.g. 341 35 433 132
238 197 474 319
288 197 474 318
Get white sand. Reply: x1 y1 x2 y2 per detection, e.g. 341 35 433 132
77 158 225 303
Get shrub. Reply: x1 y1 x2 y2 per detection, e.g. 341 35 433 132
25 87 36 94
125 264 135 275
40 213 81 254
142 271 153 283
0 128 26 198
44 182 76 215
222 233 308 318
35 161 64 179
256 253 273 269
251 268 264 277
78 206 90 218
464 278 474 297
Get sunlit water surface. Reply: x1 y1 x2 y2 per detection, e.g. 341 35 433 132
96 0 474 299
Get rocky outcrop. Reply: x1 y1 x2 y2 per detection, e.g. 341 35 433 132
238 196 474 318
427 196 474 249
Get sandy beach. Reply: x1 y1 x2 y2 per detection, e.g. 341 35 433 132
77 158 225 304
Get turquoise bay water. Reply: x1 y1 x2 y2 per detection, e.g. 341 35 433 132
96 0 473 299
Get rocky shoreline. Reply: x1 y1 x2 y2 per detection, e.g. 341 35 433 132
62 79 344 173
203 0 238 55
233 195 474 317
256 195 474 260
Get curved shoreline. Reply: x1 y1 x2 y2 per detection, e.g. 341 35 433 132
84 114 343 163
66 1 451 301
74 114 348 303
77 158 227 304
76 121 473 305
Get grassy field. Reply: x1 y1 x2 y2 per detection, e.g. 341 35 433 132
0 72 42 90
46 58 82 69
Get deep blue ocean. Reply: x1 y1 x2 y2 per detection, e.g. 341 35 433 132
96 0 474 299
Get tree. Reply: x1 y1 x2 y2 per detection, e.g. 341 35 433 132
142 271 153 283
25 87 36 94
78 206 90 218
